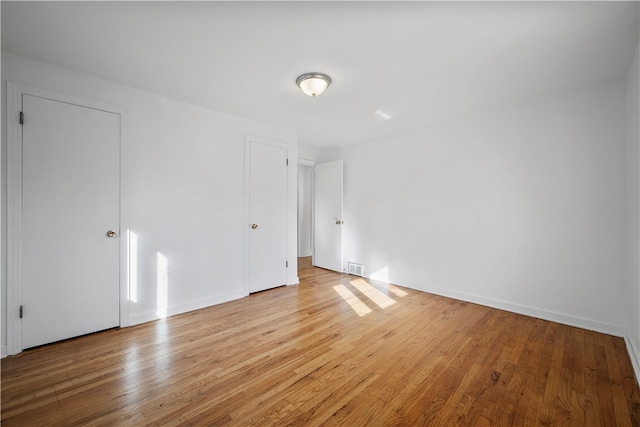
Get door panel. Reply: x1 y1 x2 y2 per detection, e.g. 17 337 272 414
314 160 343 272
21 95 120 349
249 141 288 293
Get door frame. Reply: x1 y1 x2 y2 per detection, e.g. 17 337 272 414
6 82 129 355
297 159 315 259
244 135 291 295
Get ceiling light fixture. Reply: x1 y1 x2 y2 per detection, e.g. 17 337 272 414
296 72 332 97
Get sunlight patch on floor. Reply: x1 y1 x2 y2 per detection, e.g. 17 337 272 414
349 278 396 309
333 284 372 316
381 283 409 298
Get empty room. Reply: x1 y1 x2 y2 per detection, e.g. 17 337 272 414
2 1 640 425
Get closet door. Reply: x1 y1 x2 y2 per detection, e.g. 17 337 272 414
248 140 288 292
21 94 121 349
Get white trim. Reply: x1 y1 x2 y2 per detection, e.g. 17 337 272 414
1 346 7 358
129 290 246 326
298 158 316 167
6 82 129 355
367 272 626 337
245 135 292 294
119 112 131 327
7 83 23 356
244 138 251 296
625 330 640 385
297 160 315 263
310 168 315 266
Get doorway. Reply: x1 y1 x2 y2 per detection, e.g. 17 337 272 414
297 163 313 258
296 159 344 275
297 159 314 274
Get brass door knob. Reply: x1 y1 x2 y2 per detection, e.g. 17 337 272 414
251 224 259 229
106 230 118 238
336 220 344 225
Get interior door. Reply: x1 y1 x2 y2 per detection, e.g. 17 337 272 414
313 160 343 272
21 94 120 349
249 141 288 293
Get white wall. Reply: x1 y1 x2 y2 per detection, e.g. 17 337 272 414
298 146 319 164
323 78 627 335
627 39 640 378
1 53 298 351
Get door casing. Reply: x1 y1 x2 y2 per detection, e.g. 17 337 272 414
6 82 129 356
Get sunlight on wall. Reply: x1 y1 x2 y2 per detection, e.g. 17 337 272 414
333 284 372 316
368 267 409 297
370 266 389 282
349 278 396 309
129 230 138 303
156 252 169 318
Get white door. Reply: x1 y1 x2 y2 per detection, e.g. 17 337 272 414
21 94 121 349
313 160 343 272
249 141 288 293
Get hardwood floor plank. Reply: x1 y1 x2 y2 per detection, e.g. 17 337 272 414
2 258 639 426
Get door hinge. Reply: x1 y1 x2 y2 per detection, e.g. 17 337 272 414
19 305 23 319
19 112 24 125
286 261 289 268
286 158 289 166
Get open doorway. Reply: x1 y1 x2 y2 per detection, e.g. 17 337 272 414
297 160 314 273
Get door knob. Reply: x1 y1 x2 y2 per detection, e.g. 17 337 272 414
106 230 118 238
251 224 259 229
336 220 344 225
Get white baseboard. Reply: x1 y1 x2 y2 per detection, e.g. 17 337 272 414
368 274 625 337
1 345 7 358
128 290 247 326
625 330 640 385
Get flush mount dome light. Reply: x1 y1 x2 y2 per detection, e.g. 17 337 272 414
296 72 332 97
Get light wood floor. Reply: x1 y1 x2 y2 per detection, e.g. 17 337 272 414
2 257 640 426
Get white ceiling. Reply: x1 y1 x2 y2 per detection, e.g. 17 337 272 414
2 1 639 150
